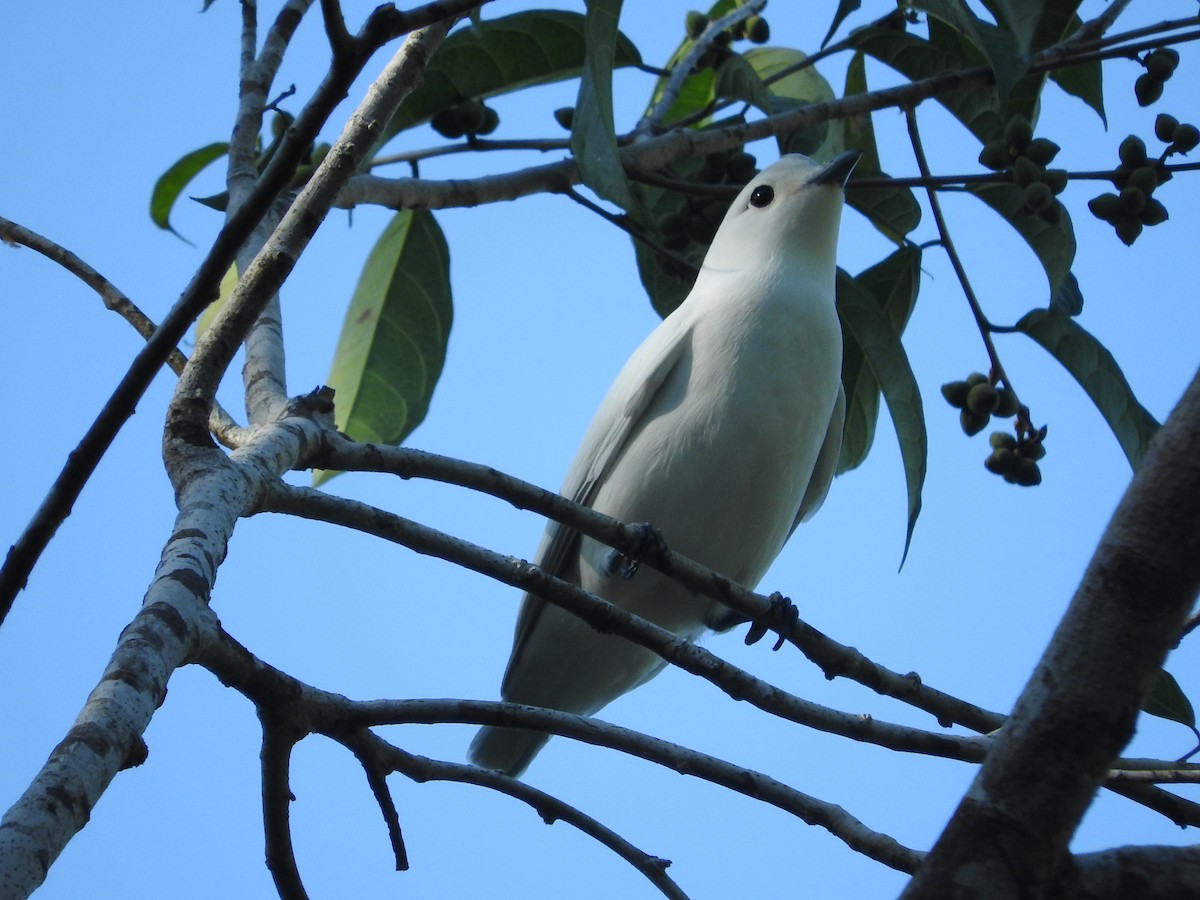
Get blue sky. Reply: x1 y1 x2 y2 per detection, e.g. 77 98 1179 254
2 2 1198 897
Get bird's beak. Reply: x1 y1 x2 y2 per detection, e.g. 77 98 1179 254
810 149 863 188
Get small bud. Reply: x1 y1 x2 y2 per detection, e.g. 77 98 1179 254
960 408 990 437
1114 214 1143 246
1013 156 1042 188
978 139 1012 171
1139 197 1169 226
985 448 1016 475
1023 182 1054 214
1119 186 1147 215
1088 192 1122 222
994 388 1019 418
989 431 1018 451
1128 166 1159 195
1042 168 1069 194
685 10 709 39
553 107 575 130
746 15 770 43
966 372 989 388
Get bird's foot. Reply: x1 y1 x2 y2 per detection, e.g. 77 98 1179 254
744 592 798 651
604 522 667 581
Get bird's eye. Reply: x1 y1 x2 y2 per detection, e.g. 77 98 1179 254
749 184 774 208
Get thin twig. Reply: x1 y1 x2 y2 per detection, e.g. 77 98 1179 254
261 714 309 900
0 215 244 446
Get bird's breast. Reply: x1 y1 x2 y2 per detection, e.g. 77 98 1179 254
590 276 842 590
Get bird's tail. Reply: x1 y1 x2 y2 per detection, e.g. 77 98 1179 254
468 725 551 778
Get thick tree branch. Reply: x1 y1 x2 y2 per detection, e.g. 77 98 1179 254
902 369 1200 897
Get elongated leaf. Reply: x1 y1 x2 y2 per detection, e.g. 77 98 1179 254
317 211 452 484
1144 670 1197 729
1049 52 1106 126
377 11 642 149
150 142 228 235
842 52 920 242
838 247 923 475
573 0 637 210
850 26 1002 141
837 270 927 564
821 0 861 48
966 182 1074 294
1049 271 1084 316
1016 309 1159 469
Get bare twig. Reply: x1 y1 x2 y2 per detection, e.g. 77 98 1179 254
345 737 409 871
261 715 308 900
0 215 244 447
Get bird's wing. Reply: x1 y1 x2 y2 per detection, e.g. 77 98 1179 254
501 320 694 691
789 382 846 535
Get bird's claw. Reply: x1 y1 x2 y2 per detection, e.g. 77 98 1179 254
608 522 668 581
744 592 798 651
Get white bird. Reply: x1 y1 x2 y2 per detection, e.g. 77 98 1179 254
470 151 860 776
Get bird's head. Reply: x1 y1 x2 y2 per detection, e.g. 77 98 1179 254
701 150 861 277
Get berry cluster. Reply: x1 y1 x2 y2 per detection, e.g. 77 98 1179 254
978 115 1066 224
1085 108 1199 246
685 10 770 46
942 374 1045 487
1135 48 1181 107
430 99 500 140
941 373 1019 437
984 430 1046 487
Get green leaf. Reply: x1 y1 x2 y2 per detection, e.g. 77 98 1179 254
572 0 637 210
965 182 1074 294
150 142 228 236
838 247 923 475
1015 309 1159 469
377 10 642 149
196 263 239 340
842 52 921 242
836 268 927 564
850 26 1003 141
1049 34 1106 126
1006 6 1105 128
980 0 1042 56
1143 670 1196 729
1049 271 1084 316
821 0 861 49
644 0 740 126
742 47 836 158
317 211 453 485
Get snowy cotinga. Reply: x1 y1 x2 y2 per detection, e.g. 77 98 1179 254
471 151 860 776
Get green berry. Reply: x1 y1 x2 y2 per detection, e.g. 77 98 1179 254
966 372 989 388
456 100 487 134
1088 193 1122 222
1119 135 1148 167
1024 181 1054 214
1114 215 1143 246
746 15 770 43
685 10 708 39
1155 113 1180 142
978 139 1012 171
1173 123 1200 152
430 108 464 139
476 105 500 136
1140 198 1169 226
554 107 575 130
1119 186 1147 215
941 380 970 409
985 448 1016 475
1004 115 1033 153
1024 138 1061 166
960 408 990 437
1013 156 1042 188
1017 438 1047 462
1145 48 1179 81
967 382 1000 416
1043 168 1069 195
1128 166 1159 195
1135 73 1164 107
989 431 1018 451
1006 458 1043 487
727 151 758 182
994 388 1019 418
